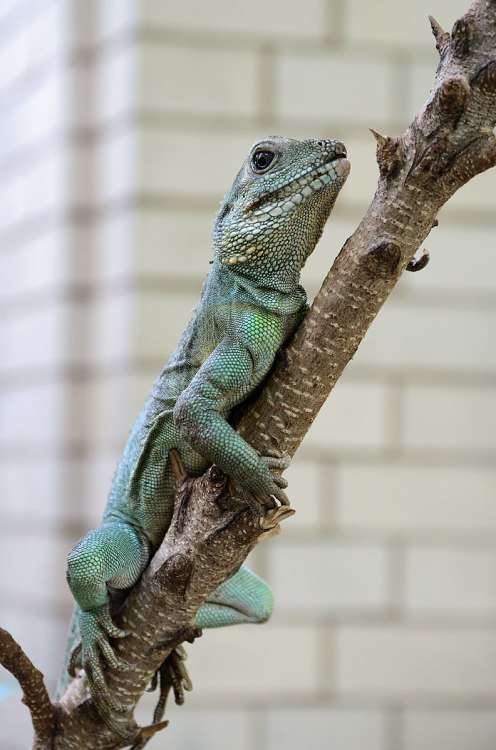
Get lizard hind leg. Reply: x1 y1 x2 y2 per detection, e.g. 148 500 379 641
65 520 150 710
66 520 150 611
195 565 273 628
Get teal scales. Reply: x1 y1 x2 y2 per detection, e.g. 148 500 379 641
58 136 350 714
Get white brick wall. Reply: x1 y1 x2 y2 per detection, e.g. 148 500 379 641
142 0 329 40
404 545 496 616
403 710 496 750
337 463 496 533
135 706 254 750
1 0 496 749
140 43 259 117
269 540 390 614
336 626 496 697
139 129 253 197
266 708 387 750
404 384 496 453
275 51 393 126
357 303 496 373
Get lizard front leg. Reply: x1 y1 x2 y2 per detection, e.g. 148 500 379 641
173 339 290 506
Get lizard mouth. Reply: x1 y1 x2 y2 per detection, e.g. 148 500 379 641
246 153 350 219
324 146 347 163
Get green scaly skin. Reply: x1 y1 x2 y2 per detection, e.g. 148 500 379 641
57 135 350 716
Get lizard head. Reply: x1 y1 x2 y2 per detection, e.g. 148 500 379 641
213 135 350 290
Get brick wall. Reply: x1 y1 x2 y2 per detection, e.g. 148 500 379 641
1 1 495 749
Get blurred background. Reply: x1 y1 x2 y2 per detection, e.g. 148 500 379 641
1 0 495 748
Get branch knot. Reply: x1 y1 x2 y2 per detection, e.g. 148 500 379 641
364 242 401 276
436 76 470 125
154 552 193 595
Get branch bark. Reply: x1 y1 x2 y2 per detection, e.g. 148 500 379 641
0 628 55 749
2 1 495 747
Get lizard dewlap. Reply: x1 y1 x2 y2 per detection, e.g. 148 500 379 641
58 136 349 718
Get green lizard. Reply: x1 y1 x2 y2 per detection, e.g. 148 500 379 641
57 135 349 714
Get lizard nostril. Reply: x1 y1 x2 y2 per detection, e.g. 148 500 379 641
317 139 327 148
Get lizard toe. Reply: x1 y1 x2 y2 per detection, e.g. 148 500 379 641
99 609 129 639
97 636 129 672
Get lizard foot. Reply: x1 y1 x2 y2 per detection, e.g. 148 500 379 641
130 647 192 750
69 604 130 717
148 645 192 711
160 645 193 706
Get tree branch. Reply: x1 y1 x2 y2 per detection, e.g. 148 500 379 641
2 1 495 747
0 628 55 749
238 0 496 458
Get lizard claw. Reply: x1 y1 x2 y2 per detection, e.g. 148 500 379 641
270 485 290 506
90 690 136 739
261 505 296 530
258 452 291 505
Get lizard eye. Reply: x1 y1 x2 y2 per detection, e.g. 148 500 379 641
251 150 276 173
